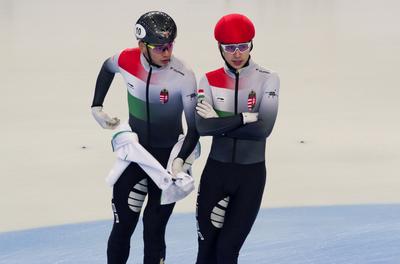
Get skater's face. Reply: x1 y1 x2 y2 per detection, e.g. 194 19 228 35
139 41 173 67
220 42 251 70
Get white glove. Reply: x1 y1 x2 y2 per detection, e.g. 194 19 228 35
171 158 184 178
242 112 258 124
196 101 218 119
91 106 120 129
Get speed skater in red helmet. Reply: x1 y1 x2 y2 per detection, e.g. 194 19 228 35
195 13 280 264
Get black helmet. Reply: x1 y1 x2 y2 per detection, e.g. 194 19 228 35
135 11 177 44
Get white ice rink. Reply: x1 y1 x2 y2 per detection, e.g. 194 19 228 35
1 0 400 262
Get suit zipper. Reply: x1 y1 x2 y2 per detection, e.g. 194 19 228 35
232 71 239 163
145 67 153 146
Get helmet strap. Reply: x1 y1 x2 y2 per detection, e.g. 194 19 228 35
143 44 162 68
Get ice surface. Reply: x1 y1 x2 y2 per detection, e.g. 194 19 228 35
1 205 399 264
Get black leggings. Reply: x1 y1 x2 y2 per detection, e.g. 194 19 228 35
107 147 175 264
196 158 266 264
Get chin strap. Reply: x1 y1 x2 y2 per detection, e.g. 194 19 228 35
144 44 162 68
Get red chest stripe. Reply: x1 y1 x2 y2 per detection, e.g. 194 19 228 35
206 68 235 90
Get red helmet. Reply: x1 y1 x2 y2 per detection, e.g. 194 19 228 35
214 14 255 44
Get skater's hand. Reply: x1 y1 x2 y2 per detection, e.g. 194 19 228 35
196 101 218 119
91 106 120 129
171 158 184 178
242 112 258 124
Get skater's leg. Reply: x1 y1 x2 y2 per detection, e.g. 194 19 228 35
107 163 148 264
142 179 175 264
216 162 266 264
196 159 229 264
142 147 175 264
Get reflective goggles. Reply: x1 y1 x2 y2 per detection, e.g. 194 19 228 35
220 41 252 54
146 42 174 54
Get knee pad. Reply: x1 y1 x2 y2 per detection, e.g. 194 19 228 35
210 196 230 228
128 178 148 213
